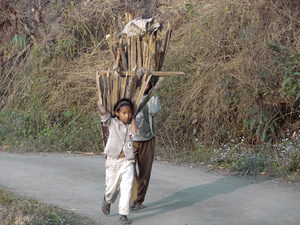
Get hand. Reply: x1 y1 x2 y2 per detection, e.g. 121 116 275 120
96 100 102 106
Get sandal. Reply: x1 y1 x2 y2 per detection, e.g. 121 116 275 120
118 215 131 224
135 203 145 209
102 196 110 215
130 201 136 210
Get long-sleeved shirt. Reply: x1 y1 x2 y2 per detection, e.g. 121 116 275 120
133 93 161 142
101 113 135 160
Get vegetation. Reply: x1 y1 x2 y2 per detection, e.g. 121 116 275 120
0 189 95 225
1 0 300 183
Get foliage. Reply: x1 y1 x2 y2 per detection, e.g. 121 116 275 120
0 0 300 181
0 189 95 224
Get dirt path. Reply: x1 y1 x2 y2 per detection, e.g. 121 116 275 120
1 152 300 225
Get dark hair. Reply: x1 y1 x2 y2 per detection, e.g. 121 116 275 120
113 98 134 117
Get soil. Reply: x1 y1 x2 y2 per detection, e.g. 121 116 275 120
1 151 300 225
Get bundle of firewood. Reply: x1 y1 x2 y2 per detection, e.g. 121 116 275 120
96 14 172 116
96 14 185 146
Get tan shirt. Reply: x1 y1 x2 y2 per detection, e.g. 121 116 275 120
101 113 135 160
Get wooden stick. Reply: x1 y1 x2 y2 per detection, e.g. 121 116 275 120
112 70 119 109
115 48 120 68
128 13 133 21
149 39 156 71
127 35 131 72
130 66 137 101
101 74 107 109
131 36 135 70
106 68 112 113
120 72 128 99
133 73 152 116
162 28 172 65
158 29 168 71
119 39 128 71
98 70 185 77
148 33 153 70
96 71 102 105
125 70 135 99
136 77 165 115
136 34 142 68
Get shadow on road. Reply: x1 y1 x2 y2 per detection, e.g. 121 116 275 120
131 175 265 221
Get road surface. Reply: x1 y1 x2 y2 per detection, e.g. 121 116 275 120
0 151 300 225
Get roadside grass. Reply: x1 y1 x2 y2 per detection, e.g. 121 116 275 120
0 189 96 225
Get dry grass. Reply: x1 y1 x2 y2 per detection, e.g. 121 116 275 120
0 189 95 225
1 0 300 177
156 0 300 150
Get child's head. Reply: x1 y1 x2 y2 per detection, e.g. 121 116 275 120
113 98 134 124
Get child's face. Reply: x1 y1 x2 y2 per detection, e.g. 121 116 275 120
115 105 133 124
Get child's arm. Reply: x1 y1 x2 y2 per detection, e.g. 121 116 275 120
131 118 138 134
96 100 107 115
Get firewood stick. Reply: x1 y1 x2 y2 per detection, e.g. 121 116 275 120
148 33 153 70
98 70 185 77
158 29 168 71
124 69 135 99
111 70 119 109
120 72 128 99
96 71 102 105
131 36 135 70
127 35 131 72
128 13 133 21
149 39 156 71
106 68 112 113
162 28 172 65
115 48 120 68
142 42 147 68
119 39 128 71
155 36 161 71
133 73 152 116
136 34 142 68
130 65 137 100
133 36 137 69
136 77 165 115
101 74 107 109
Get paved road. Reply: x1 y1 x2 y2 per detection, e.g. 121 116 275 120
1 151 300 225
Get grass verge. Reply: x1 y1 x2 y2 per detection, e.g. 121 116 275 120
0 189 96 225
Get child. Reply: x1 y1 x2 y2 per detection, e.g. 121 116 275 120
97 98 137 225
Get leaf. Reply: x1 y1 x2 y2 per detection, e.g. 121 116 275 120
261 129 267 142
282 77 291 88
294 72 300 75
250 117 256 130
270 124 275 133
263 116 269 122
63 111 73 116
295 92 300 102
71 1 74 13
256 125 261 135
8 34 17 47
54 1 62 13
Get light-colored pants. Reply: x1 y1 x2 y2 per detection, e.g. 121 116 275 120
105 156 134 216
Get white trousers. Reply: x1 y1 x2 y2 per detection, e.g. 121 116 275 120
105 156 134 216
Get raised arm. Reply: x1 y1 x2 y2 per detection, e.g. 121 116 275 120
131 118 137 134
97 100 107 115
